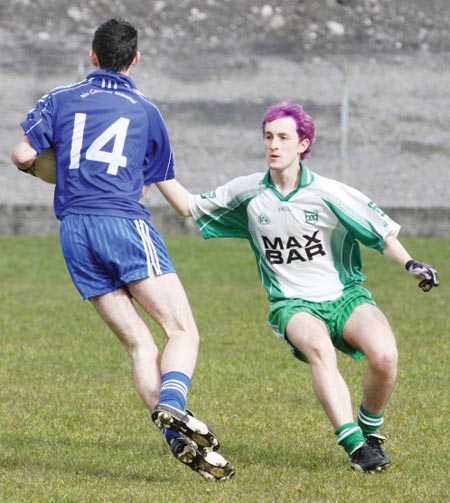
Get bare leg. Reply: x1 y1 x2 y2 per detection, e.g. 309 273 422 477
286 312 354 429
91 274 234 480
127 273 199 377
90 288 161 410
343 303 398 414
90 273 200 412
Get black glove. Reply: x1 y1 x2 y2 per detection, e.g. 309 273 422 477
405 259 439 292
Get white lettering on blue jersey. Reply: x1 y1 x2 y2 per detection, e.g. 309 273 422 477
21 70 175 220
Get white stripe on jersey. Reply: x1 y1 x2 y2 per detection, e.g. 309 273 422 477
130 88 174 180
190 166 401 302
23 118 44 136
134 219 162 276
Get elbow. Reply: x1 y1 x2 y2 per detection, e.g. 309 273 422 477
11 150 24 166
11 142 37 169
177 207 192 218
11 152 33 170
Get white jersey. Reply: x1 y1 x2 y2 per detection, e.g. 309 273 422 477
189 164 400 302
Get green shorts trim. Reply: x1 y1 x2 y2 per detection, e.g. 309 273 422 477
267 286 376 363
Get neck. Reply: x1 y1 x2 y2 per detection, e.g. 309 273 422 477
270 163 301 196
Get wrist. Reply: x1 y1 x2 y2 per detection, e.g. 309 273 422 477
405 259 414 270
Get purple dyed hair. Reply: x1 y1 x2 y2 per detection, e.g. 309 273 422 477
262 102 315 159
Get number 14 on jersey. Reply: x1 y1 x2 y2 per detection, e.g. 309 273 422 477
69 113 130 176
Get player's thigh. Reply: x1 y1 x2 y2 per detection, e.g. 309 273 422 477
127 273 198 336
286 311 335 362
90 287 156 351
342 303 397 357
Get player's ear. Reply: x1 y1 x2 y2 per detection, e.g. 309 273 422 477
298 138 310 154
90 50 99 68
131 51 140 69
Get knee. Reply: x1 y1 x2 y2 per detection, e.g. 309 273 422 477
300 335 336 366
127 336 159 361
368 346 398 375
164 319 200 347
177 328 200 352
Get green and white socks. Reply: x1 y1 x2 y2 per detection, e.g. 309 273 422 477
336 406 385 456
335 422 365 456
357 404 384 437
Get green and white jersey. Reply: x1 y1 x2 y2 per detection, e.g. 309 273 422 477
189 163 400 303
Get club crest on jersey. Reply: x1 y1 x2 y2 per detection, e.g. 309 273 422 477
368 201 386 217
200 191 216 199
258 213 271 225
304 210 318 224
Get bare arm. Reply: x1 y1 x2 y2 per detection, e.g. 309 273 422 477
11 136 38 170
384 234 439 292
156 179 192 217
383 234 412 266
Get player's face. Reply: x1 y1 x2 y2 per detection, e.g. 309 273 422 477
264 117 306 173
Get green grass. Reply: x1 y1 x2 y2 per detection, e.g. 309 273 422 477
0 235 449 503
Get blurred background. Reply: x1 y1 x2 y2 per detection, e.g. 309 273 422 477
1 0 449 235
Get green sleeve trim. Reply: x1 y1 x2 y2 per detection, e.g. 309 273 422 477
196 203 250 239
324 200 385 252
195 187 265 239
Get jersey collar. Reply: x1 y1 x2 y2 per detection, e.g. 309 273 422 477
261 162 314 200
87 69 137 89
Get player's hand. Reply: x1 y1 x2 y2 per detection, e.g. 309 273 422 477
405 260 439 292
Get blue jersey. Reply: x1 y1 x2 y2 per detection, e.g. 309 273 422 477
21 70 174 220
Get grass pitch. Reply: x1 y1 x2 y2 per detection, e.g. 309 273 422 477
0 235 448 502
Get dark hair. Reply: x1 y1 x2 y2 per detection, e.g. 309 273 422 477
92 18 138 72
262 102 315 159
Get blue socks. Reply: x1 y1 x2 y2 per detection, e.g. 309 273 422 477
159 371 191 410
158 371 191 445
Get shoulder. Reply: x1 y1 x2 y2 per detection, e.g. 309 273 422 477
219 172 267 198
228 171 266 188
129 89 163 113
196 172 267 209
51 78 92 97
128 91 170 132
309 172 340 189
33 80 89 107
308 172 366 201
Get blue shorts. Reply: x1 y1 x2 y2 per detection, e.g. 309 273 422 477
60 214 176 299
